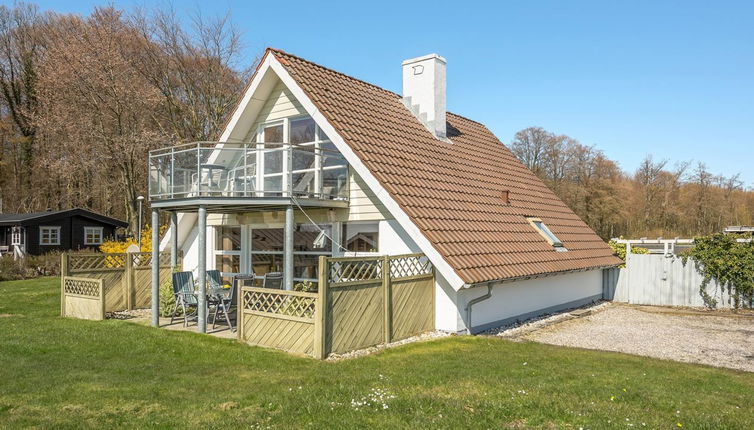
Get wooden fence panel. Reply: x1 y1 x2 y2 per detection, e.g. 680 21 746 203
390 275 434 341
327 282 384 354
62 277 104 320
321 254 435 356
61 252 177 316
238 287 318 357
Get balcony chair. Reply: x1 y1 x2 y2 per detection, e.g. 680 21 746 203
262 272 284 289
170 271 199 327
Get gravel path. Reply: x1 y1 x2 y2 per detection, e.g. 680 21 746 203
509 303 754 372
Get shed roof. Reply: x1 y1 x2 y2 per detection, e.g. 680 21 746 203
0 208 128 228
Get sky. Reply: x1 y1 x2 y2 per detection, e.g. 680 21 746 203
29 0 754 186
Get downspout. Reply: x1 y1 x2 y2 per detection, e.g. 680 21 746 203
464 284 492 334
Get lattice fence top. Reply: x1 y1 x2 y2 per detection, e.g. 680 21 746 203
242 288 316 320
69 254 126 270
67 252 173 271
130 252 172 267
328 259 383 284
63 277 101 297
389 254 433 279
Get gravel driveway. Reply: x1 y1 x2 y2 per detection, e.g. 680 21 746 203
498 303 754 372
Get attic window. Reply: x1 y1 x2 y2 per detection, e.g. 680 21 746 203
526 218 564 248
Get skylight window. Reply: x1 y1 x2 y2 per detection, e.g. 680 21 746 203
526 218 564 248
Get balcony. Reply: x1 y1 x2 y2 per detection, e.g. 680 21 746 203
148 142 350 210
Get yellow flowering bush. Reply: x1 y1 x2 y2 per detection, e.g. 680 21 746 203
99 225 167 253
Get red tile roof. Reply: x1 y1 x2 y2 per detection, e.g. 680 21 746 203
269 48 622 284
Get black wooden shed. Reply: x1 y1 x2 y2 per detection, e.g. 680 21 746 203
0 208 128 257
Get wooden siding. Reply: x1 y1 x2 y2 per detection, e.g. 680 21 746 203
246 80 306 140
346 171 389 221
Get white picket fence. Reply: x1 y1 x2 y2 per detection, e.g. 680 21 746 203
604 254 733 308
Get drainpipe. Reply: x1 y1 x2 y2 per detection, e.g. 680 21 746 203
464 284 492 334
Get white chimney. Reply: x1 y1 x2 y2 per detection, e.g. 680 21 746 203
402 53 447 139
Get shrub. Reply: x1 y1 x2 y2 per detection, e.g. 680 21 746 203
682 234 754 309
100 225 168 254
608 239 649 268
0 251 64 281
159 278 181 317
0 255 26 282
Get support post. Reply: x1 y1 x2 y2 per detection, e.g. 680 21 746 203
125 252 134 310
170 211 178 269
150 209 160 327
60 253 69 316
314 255 328 359
382 255 392 344
284 205 294 290
197 205 207 333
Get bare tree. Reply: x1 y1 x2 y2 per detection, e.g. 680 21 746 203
0 2 46 209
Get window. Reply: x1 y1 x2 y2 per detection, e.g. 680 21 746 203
249 223 333 285
526 218 564 248
342 222 379 253
254 116 349 199
214 226 242 283
84 227 104 245
39 226 61 246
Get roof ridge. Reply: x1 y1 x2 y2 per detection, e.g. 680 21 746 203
267 47 402 98
267 47 489 130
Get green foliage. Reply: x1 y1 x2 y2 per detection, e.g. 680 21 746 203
158 279 180 317
293 280 316 292
682 234 754 309
608 240 649 268
0 252 62 282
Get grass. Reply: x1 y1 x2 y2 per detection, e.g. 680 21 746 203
1 278 753 429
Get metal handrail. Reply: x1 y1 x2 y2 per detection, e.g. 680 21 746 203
148 141 350 201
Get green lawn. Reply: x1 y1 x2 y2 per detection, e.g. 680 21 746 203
1 278 752 429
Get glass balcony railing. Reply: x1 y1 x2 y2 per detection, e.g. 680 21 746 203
148 142 350 201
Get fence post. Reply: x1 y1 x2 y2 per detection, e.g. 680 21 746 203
382 255 392 344
314 255 328 359
125 253 134 310
99 278 106 320
60 253 69 317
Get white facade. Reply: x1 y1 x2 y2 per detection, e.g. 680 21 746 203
457 270 604 333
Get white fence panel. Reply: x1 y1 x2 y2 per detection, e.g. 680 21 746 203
605 254 732 308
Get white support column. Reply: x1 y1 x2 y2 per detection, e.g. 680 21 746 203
151 208 160 327
170 211 178 269
197 206 208 333
284 205 294 290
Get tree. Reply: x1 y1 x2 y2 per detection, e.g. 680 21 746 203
0 2 46 209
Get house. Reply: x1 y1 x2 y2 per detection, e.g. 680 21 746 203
150 48 622 335
0 208 127 258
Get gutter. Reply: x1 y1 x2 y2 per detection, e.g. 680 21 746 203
460 264 622 290
464 285 492 334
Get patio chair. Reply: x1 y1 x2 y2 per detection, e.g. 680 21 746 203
262 272 283 289
206 269 223 288
171 271 198 327
212 277 243 332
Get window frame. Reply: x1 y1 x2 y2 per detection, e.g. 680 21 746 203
526 217 564 248
39 226 61 246
254 115 348 198
341 221 380 256
83 226 104 245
